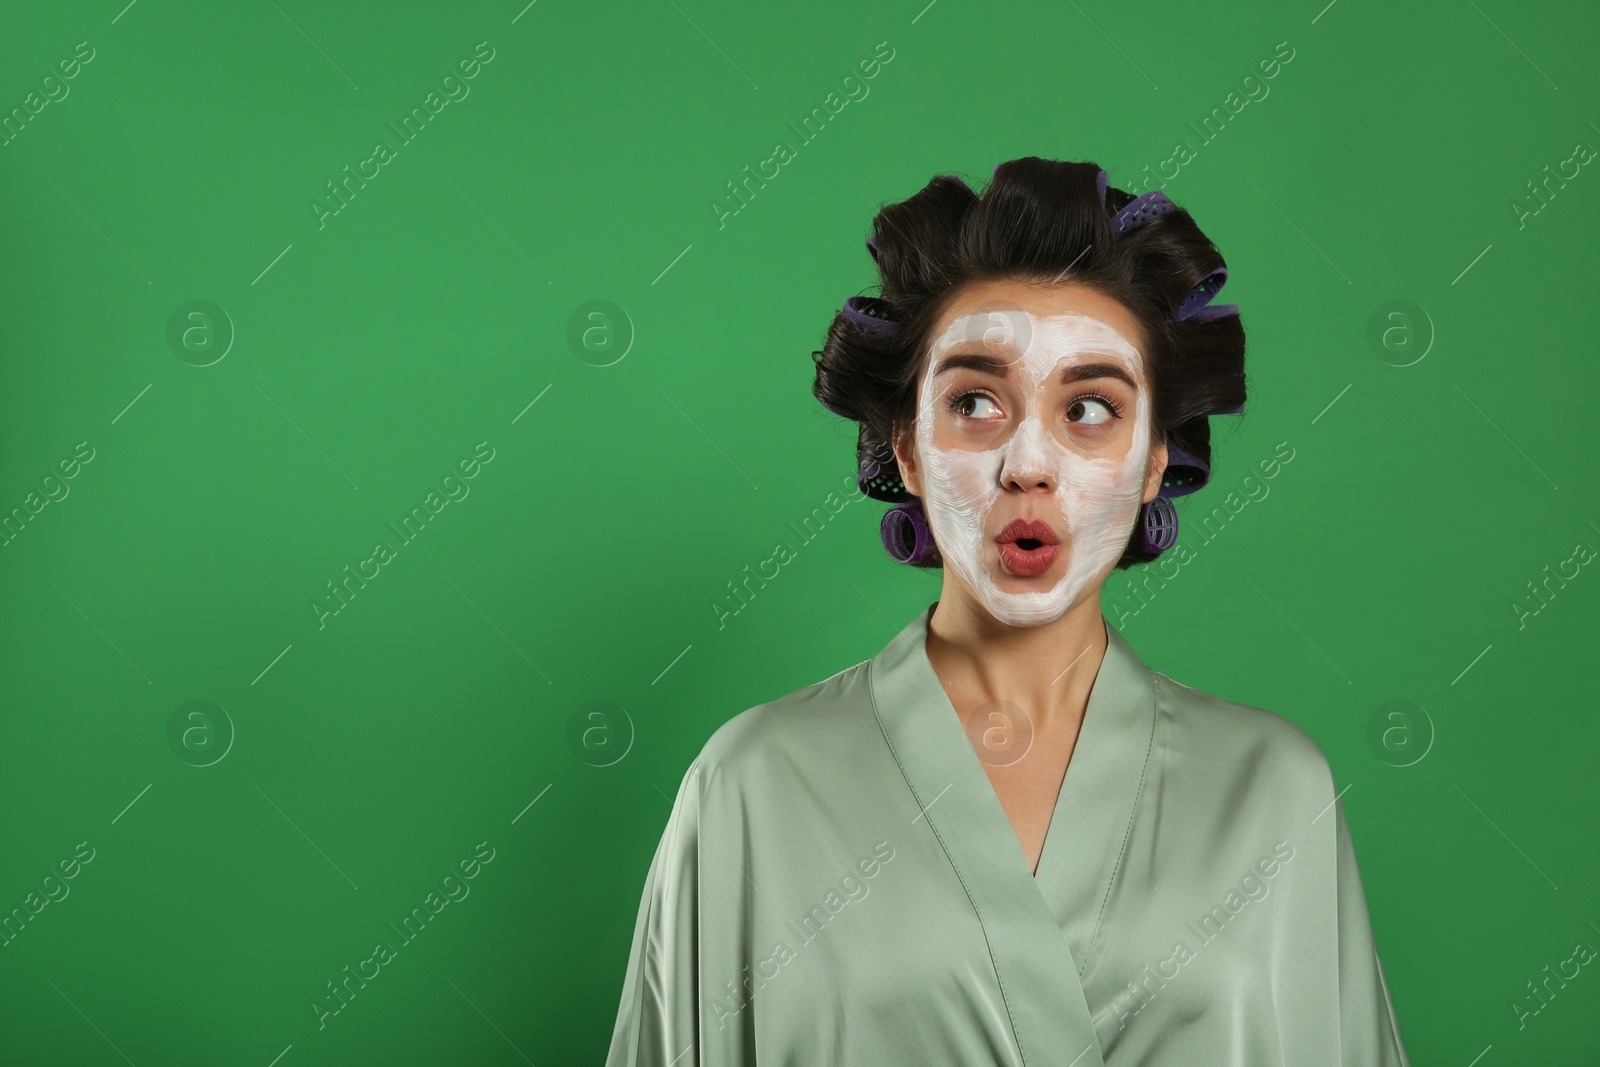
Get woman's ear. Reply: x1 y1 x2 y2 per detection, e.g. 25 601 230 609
1142 439 1169 504
890 420 922 498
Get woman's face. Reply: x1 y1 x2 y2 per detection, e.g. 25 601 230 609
892 279 1168 628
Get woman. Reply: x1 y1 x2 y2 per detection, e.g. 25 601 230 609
606 158 1410 1065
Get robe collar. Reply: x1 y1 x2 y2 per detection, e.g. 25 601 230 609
867 600 1159 1067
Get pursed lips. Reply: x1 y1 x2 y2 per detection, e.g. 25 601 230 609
995 517 1061 548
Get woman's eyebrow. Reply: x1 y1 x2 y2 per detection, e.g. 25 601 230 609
931 352 1012 379
931 351 1139 391
1059 361 1139 391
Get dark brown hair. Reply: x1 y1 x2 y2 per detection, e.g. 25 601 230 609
809 156 1246 569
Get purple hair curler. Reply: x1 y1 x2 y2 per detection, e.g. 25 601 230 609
1160 442 1212 497
1109 190 1176 237
1187 302 1239 324
1175 267 1228 321
1105 187 1235 325
1140 496 1179 554
859 459 911 503
841 295 899 335
881 502 937 565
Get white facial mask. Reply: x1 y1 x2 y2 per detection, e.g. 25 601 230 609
912 308 1151 627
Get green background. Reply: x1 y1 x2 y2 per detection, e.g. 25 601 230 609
2 0 1596 1063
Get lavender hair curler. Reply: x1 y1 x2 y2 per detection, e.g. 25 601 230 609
1105 187 1236 325
1140 495 1179 554
881 502 937 565
1160 442 1212 497
1109 190 1177 237
1176 267 1229 322
841 295 899 335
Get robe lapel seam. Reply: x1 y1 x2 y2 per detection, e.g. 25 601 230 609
865 655 1044 1067
1076 645 1161 981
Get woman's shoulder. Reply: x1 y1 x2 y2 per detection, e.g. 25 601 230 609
1148 667 1334 791
694 656 877 782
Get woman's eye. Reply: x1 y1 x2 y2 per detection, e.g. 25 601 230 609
1068 396 1119 426
950 392 1001 419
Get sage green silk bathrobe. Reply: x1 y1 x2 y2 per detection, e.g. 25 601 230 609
606 602 1410 1066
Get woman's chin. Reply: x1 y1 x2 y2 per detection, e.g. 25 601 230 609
936 568 1077 628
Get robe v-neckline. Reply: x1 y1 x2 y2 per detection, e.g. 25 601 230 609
867 600 1159 1067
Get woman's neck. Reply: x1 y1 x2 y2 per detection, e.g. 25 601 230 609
924 586 1109 733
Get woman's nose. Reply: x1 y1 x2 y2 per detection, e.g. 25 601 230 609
997 419 1058 492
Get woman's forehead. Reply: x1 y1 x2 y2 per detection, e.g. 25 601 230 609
931 277 1146 346
930 308 1142 359
921 309 1148 395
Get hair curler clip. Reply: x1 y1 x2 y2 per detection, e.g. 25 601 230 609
841 295 900 335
